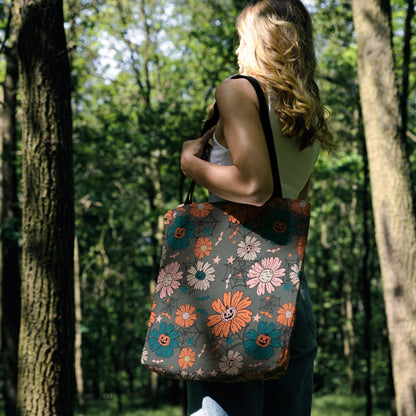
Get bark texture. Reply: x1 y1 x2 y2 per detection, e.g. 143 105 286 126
13 0 75 415
352 1 416 415
0 44 20 416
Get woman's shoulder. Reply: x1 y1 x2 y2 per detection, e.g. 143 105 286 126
215 76 259 109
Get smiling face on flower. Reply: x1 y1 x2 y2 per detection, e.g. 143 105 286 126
237 235 261 261
219 350 244 375
207 291 253 338
148 322 179 358
187 261 215 291
156 261 183 299
167 216 195 250
244 321 281 360
247 257 285 296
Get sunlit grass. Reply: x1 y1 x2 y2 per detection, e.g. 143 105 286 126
312 394 390 416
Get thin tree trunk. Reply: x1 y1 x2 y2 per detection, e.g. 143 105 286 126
343 198 356 396
13 0 75 415
144 155 165 406
361 138 372 416
0 43 20 416
74 236 86 416
352 1 416 415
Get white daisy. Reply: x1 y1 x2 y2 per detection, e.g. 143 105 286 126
237 235 261 261
187 261 215 290
219 350 244 375
289 262 302 289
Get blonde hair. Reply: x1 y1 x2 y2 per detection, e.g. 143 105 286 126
237 0 333 150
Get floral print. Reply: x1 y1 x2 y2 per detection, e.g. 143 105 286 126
237 235 261 261
276 302 296 327
190 202 212 218
207 291 253 338
278 347 290 367
289 263 302 289
141 348 148 363
297 236 307 257
175 304 197 328
247 257 285 296
262 208 296 245
244 322 281 360
219 350 244 375
178 347 196 369
144 188 311 382
148 301 156 327
156 262 183 299
194 237 213 259
148 322 179 358
224 202 262 224
167 216 195 250
187 261 215 290
165 210 173 225
291 200 310 216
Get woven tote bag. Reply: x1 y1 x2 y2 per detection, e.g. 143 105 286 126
141 75 311 382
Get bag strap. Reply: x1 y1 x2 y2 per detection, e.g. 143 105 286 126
184 74 282 204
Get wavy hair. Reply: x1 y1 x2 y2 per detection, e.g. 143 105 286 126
236 0 333 150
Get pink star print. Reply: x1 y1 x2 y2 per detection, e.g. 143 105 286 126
253 313 261 322
213 255 221 264
196 368 204 376
210 369 218 377
227 255 235 264
156 315 163 323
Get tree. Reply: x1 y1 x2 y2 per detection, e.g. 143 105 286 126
13 0 75 414
0 6 20 415
352 0 416 415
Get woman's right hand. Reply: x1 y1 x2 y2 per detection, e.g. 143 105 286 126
181 126 215 176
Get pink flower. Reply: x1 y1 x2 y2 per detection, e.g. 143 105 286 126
247 257 285 296
156 262 183 298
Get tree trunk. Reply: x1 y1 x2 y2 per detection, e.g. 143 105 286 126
361 140 372 416
13 0 75 415
352 1 416 415
0 44 20 416
74 236 86 416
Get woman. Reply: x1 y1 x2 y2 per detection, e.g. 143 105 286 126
181 1 333 415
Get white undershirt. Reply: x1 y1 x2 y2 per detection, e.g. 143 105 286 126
208 100 320 201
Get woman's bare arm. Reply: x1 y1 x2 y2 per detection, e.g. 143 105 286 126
181 78 274 206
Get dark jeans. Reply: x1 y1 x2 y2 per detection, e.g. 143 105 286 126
187 278 318 416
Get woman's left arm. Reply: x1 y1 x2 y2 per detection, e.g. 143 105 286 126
181 78 274 206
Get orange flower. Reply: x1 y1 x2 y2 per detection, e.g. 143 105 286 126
148 301 156 327
194 237 213 259
278 347 290 368
165 210 173 225
297 236 307 258
224 203 262 224
178 347 196 369
190 202 212 218
207 291 253 338
276 303 296 327
175 304 197 328
291 200 310 216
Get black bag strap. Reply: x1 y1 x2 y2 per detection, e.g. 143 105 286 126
185 74 282 204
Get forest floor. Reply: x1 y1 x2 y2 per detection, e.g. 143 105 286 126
69 394 390 416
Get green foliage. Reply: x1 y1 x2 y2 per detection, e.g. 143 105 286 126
65 0 416 404
312 394 390 416
1 0 411 409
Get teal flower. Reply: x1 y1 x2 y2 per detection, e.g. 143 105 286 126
148 322 179 358
167 215 195 250
261 208 296 245
244 321 281 360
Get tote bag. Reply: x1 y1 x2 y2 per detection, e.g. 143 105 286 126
141 75 311 382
